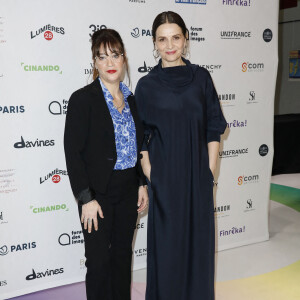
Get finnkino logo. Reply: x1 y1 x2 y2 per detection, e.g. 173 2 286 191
176 0 207 4
21 63 62 74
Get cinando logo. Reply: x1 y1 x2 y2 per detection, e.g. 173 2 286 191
176 0 207 4
14 136 55 148
0 245 8 256
26 268 64 281
21 63 62 74
30 204 69 214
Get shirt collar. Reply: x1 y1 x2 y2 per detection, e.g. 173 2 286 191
98 77 132 101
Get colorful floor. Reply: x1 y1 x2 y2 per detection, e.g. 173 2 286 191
9 174 300 300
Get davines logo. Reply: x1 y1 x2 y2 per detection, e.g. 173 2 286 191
14 136 55 148
26 268 64 280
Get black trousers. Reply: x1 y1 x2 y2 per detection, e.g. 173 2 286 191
78 168 138 300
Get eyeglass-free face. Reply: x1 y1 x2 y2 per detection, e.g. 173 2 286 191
154 23 186 68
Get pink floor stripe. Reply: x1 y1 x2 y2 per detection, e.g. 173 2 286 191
8 282 146 300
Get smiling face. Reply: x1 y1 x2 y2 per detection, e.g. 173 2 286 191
154 23 186 67
94 44 125 85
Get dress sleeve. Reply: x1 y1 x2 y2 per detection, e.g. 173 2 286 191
205 70 227 143
64 91 94 204
135 80 151 151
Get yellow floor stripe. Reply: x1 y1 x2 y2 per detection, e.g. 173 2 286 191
216 260 300 300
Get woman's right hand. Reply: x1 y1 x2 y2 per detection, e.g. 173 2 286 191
81 200 104 233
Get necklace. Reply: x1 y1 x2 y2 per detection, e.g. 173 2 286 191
113 94 124 109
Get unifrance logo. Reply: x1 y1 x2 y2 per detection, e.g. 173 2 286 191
220 31 251 39
30 24 65 40
242 62 264 72
0 106 25 114
0 242 36 256
49 100 68 115
58 231 84 246
40 169 68 184
30 204 69 214
219 148 248 158
227 120 247 128
131 27 152 38
222 0 251 6
263 29 273 42
21 63 62 74
89 24 107 37
14 136 55 148
238 174 259 185
26 267 64 281
176 0 207 4
138 61 154 73
220 226 246 237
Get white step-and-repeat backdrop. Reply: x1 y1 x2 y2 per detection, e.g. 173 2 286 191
0 0 278 298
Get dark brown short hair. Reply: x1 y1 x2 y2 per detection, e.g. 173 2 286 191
152 11 188 41
91 29 129 82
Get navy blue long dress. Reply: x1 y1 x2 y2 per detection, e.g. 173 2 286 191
135 58 227 300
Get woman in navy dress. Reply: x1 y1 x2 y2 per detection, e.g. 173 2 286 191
135 12 227 300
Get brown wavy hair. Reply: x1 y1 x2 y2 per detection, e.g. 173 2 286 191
91 29 130 83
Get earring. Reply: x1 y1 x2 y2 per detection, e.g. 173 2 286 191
153 48 160 59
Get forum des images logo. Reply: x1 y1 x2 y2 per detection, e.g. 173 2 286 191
30 24 65 41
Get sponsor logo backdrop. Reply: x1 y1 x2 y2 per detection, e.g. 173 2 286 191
0 0 278 298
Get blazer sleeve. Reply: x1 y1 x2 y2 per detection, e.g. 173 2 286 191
135 80 151 151
64 91 94 204
204 70 227 143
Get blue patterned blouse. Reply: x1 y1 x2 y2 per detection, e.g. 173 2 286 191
99 78 137 170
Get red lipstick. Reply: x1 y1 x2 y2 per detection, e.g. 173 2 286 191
166 51 176 55
107 70 117 74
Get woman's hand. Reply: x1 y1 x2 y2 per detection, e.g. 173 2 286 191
81 200 104 233
140 151 151 182
137 185 149 213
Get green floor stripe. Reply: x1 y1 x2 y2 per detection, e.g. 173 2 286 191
270 183 300 212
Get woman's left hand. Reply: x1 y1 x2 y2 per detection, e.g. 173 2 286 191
137 185 149 213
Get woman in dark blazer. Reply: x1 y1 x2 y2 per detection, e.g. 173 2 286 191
64 28 148 300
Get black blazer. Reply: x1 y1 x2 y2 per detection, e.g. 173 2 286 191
64 78 146 204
